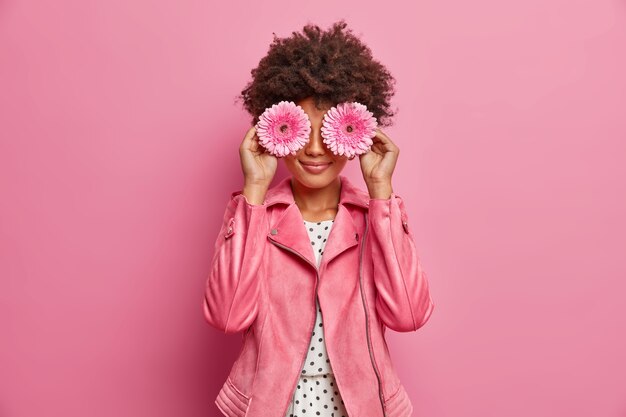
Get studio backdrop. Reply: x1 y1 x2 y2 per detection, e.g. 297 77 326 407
1 1 625 416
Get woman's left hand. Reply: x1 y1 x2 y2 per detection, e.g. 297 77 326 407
357 128 398 199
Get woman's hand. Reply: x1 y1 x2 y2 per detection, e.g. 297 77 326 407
358 128 398 199
239 126 277 204
240 126 278 186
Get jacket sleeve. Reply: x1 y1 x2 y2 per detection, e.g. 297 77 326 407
367 192 435 332
203 190 268 334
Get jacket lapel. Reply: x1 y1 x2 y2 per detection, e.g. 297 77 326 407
318 203 358 269
264 175 369 271
267 202 317 269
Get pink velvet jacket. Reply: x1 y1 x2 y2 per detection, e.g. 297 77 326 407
203 175 435 417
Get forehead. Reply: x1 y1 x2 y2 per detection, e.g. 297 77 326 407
296 97 333 117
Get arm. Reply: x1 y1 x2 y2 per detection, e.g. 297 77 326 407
202 190 268 334
367 193 435 332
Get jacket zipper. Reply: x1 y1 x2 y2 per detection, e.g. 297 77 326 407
269 216 386 417
359 213 387 416
267 237 321 417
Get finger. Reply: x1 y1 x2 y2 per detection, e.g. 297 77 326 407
374 128 396 145
371 142 387 155
373 129 399 152
370 137 391 154
241 127 253 146
370 131 386 148
244 127 258 144
243 127 262 152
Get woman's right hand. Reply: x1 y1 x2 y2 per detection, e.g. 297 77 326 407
239 126 277 202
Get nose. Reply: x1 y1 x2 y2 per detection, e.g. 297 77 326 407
304 127 327 156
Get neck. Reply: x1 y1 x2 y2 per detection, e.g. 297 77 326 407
290 176 341 217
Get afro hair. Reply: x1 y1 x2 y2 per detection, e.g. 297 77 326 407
236 19 398 128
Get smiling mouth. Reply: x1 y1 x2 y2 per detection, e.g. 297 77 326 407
299 161 332 166
299 160 332 174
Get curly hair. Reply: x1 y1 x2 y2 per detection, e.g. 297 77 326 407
236 19 398 128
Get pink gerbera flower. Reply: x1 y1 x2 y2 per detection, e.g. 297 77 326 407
321 102 377 157
255 101 311 157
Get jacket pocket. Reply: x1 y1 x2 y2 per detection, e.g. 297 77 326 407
383 383 413 417
215 377 251 417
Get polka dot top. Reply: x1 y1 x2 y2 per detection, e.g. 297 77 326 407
284 219 349 417
301 219 334 376
305 219 333 268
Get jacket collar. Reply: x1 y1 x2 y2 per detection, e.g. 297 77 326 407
263 175 370 272
263 174 370 209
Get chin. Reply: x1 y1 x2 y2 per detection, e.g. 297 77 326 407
292 167 338 190
293 172 337 189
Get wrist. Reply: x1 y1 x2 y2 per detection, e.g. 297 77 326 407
366 180 393 199
242 183 268 205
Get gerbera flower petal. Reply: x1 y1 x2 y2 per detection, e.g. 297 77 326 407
255 101 311 157
321 102 377 157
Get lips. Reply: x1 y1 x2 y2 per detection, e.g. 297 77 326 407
300 160 332 174
300 161 332 166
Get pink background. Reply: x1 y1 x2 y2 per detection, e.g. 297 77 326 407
1 0 625 416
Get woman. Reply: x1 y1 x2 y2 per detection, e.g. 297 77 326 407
203 20 435 417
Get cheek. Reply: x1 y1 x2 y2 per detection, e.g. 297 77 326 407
282 157 299 173
333 158 349 170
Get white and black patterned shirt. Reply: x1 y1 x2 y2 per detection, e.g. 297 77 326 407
301 219 334 376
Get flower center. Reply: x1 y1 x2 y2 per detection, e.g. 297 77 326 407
280 124 289 133
346 125 353 133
